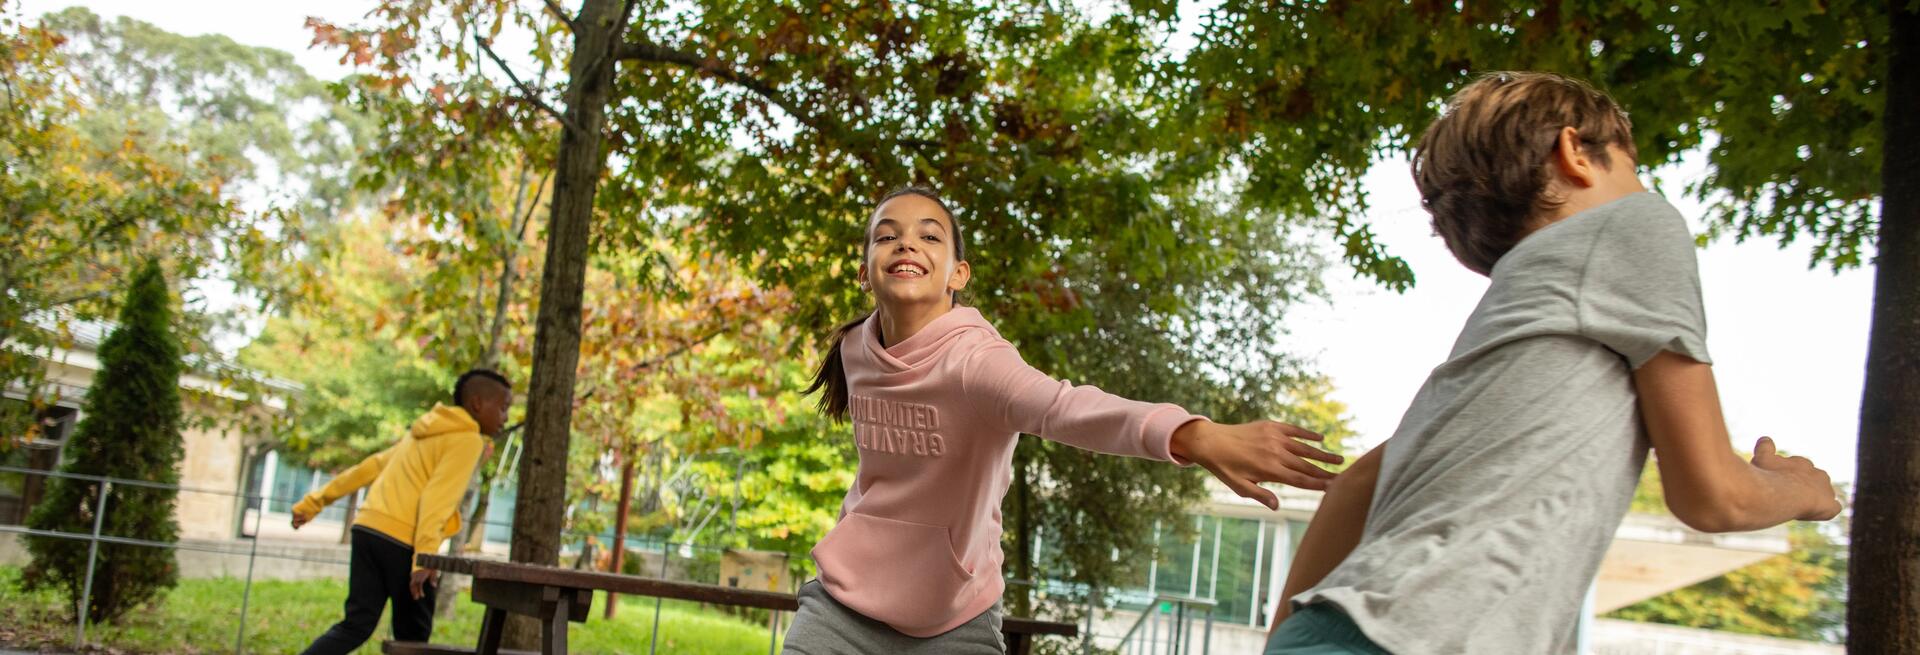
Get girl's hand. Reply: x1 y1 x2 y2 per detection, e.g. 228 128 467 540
1170 419 1343 509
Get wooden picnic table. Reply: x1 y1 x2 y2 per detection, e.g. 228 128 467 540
409 553 1076 654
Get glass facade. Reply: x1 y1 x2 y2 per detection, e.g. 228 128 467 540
245 451 349 523
1095 514 1309 627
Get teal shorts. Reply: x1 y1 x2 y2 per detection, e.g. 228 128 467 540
1264 603 1390 655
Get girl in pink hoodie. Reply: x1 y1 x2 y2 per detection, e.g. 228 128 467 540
782 187 1342 654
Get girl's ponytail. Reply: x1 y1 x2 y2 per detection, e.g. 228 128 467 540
804 312 872 422
807 185 959 422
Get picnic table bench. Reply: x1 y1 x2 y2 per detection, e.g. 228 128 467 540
399 553 1076 654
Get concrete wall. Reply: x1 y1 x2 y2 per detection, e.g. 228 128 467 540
1590 619 1842 655
175 423 251 541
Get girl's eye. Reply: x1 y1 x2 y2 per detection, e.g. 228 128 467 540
875 235 895 242
922 235 941 242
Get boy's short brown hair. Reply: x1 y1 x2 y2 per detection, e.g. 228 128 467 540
1412 71 1638 275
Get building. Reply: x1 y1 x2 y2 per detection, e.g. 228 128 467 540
0 319 361 578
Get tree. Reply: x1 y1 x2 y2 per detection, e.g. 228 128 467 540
313 3 1330 645
0 6 231 438
38 7 368 222
1174 1 1908 647
2 6 371 441
239 215 464 469
19 261 185 623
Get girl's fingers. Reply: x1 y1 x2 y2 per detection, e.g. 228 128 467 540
1265 453 1335 480
1286 439 1346 464
1269 421 1325 442
1280 471 1330 491
1228 476 1282 509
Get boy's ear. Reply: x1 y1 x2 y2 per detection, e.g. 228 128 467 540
949 260 972 294
1551 126 1600 189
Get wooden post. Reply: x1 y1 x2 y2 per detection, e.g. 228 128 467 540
605 453 636 619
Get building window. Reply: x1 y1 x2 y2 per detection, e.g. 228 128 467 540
0 403 77 526
242 450 349 526
1095 514 1310 627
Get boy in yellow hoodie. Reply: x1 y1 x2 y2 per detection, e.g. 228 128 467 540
289 368 511 655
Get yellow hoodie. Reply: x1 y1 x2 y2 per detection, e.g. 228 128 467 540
291 404 488 570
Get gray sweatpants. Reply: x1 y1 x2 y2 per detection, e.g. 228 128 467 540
782 580 1005 654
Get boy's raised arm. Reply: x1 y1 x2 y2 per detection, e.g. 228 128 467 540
1634 351 1842 533
290 444 397 528
1269 444 1384 633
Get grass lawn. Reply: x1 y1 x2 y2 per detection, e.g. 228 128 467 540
0 566 781 654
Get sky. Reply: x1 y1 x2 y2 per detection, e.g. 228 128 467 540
18 0 1876 483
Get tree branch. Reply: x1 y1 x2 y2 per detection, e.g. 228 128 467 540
476 35 585 135
42 288 114 308
629 328 725 374
618 38 945 151
617 38 832 134
542 0 577 32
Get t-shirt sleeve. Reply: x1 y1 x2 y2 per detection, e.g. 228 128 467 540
959 341 1197 463
1576 196 1711 369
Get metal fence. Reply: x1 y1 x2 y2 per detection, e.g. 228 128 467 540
0 463 356 654
0 463 796 654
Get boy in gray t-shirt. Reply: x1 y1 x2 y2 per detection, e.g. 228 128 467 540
1265 72 1843 654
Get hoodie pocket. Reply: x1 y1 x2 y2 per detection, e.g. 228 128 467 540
812 512 976 633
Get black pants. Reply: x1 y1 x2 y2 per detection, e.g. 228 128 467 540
302 526 436 655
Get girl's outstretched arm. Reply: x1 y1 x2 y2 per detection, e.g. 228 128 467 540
963 341 1342 508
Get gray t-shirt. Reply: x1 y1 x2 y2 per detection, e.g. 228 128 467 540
1294 192 1711 654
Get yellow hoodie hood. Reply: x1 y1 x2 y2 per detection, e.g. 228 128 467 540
411 403 481 440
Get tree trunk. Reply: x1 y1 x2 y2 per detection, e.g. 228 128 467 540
606 454 635 619
502 0 629 648
1849 3 1920 651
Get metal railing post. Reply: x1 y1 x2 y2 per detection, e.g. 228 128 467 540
648 544 671 655
1173 600 1186 655
77 481 112 648
1202 607 1214 655
1147 601 1159 654
235 497 261 655
767 608 780 655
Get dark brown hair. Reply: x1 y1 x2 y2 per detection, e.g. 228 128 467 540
803 186 965 421
1412 71 1638 275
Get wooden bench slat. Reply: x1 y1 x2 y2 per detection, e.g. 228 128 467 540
381 640 537 655
418 554 798 611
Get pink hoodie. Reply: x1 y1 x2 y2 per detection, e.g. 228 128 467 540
811 307 1199 637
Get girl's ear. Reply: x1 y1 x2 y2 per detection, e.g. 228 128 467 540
948 260 972 294
857 262 871 291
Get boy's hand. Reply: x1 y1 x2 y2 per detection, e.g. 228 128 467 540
410 569 439 599
1171 419 1343 509
1751 437 1843 521
290 509 313 530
